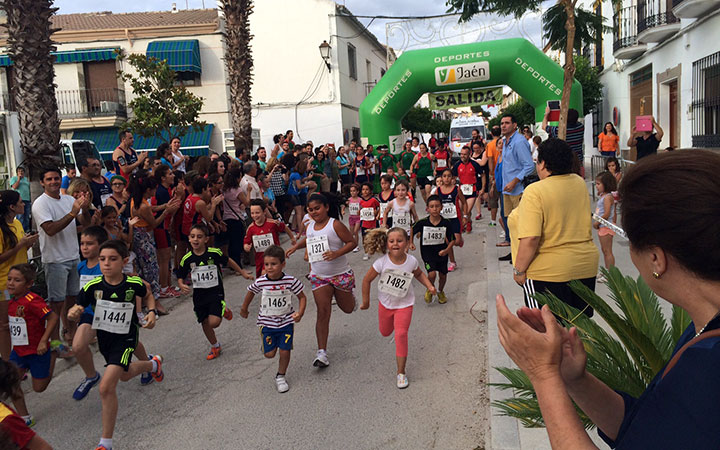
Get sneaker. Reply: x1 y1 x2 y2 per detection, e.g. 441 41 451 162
73 372 101 400
447 262 457 272
498 253 512 262
206 346 221 360
94 446 110 450
362 254 369 261
475 213 482 220
313 350 329 368
151 355 164 382
597 273 608 284
275 375 289 393
488 221 497 227
222 302 233 321
140 372 154 386
424 290 433 304
499 231 506 240
51 341 74 359
466 222 472 233
23 415 35 427
396 373 409 389
352 247 360 253
437 292 448 304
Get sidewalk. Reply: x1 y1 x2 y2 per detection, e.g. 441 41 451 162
483 185 642 449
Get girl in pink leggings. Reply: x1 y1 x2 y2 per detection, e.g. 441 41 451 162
361 227 436 388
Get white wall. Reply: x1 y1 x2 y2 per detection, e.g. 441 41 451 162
252 103 343 150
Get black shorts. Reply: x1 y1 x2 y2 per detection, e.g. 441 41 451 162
355 175 368 184
98 328 139 371
448 218 461 234
194 297 225 323
521 277 596 318
422 253 449 274
288 195 300 207
416 176 433 188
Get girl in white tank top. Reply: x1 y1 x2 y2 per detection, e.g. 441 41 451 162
382 180 418 232
306 217 350 278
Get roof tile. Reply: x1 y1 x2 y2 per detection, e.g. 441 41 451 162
51 9 219 32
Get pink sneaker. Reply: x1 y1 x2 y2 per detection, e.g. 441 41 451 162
447 262 457 272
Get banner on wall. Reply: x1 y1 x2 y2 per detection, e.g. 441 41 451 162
429 87 502 110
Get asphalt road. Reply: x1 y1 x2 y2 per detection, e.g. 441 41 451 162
24 209 490 450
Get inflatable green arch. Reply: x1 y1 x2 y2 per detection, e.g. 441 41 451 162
359 38 582 153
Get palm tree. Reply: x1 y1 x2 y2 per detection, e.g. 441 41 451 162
0 0 62 194
220 0 254 156
491 266 691 428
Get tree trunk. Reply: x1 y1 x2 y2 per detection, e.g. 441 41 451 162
558 0 577 140
0 0 63 189
221 0 254 156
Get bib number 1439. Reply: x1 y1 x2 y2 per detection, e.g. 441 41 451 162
9 316 28 347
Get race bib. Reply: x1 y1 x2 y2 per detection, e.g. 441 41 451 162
79 274 97 291
101 193 112 206
379 203 389 218
9 316 28 347
441 202 457 219
260 289 293 316
191 265 219 288
252 233 273 252
92 299 133 334
378 269 413 298
356 167 366 176
307 235 330 263
349 203 360 216
461 184 474 196
422 226 446 246
393 212 411 230
360 207 375 221
427 175 435 181
437 158 447 168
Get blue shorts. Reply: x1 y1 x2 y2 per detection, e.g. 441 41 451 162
10 350 52 379
260 323 294 354
79 309 94 325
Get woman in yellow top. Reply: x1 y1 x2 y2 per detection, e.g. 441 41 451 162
508 138 599 316
598 122 620 157
0 190 39 360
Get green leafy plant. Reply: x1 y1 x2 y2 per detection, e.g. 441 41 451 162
491 266 691 428
487 98 535 129
402 106 452 135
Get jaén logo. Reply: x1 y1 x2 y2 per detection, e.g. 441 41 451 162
435 62 490 86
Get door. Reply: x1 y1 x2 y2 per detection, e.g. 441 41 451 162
83 60 119 114
669 80 678 149
629 65 653 160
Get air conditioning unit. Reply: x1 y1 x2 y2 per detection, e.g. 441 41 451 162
100 101 121 113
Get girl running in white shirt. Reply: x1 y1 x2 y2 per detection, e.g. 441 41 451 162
381 180 418 236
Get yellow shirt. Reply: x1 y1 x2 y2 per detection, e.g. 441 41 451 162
508 174 598 282
0 219 27 292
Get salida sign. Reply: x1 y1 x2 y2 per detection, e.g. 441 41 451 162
429 86 502 110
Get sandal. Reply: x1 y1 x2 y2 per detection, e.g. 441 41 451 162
496 241 511 247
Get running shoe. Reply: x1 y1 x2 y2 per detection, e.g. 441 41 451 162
73 372 101 400
352 247 360 253
447 262 457 272
499 231 506 240
23 415 35 427
140 372 153 386
489 221 497 227
165 287 181 298
437 292 448 304
222 302 233 321
151 355 164 382
475 213 482 220
396 373 409 389
313 350 329 368
206 346 221 360
466 222 472 233
51 341 74 359
597 273 608 284
275 375 289 393
362 254 369 261
424 290 433 304
94 446 110 450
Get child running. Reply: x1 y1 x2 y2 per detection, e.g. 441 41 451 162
178 223 251 360
286 193 357 368
358 182 380 261
361 228 436 388
347 184 362 252
437 168 468 272
594 171 618 283
244 199 296 278
240 245 307 393
0 359 52 449
7 264 58 426
410 195 455 304
382 180 418 236
69 240 164 450
378 175 395 227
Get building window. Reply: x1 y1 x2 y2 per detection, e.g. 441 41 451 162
692 51 720 148
352 127 360 143
174 71 202 87
381 68 386 77
348 44 357 80
592 101 603 148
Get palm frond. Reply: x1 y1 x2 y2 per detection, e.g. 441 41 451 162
670 305 692 345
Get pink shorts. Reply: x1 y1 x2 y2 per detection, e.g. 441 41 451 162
349 216 360 228
309 270 355 292
598 227 615 237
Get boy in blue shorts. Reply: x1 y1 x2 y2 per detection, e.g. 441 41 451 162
240 245 306 393
7 263 58 427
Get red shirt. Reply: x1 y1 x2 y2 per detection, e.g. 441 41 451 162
453 160 482 187
434 149 450 172
244 220 286 276
182 195 202 235
359 197 380 228
0 403 35 449
8 292 51 357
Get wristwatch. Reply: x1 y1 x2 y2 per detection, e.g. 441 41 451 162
147 309 158 316
513 267 525 276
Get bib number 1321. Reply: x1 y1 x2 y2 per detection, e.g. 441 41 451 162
307 235 330 263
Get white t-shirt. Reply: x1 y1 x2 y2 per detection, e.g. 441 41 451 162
32 193 79 264
372 253 419 309
239 174 262 200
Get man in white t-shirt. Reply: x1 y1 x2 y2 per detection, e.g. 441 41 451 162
411 137 420 153
240 161 262 201
32 166 91 348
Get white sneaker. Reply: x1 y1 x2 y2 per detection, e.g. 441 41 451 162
397 373 409 389
498 231 506 240
597 273 608 284
275 375 289 393
362 254 369 261
352 247 360 253
313 350 329 368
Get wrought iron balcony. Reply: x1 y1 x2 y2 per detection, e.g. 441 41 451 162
56 88 127 119
613 5 647 60
638 0 681 43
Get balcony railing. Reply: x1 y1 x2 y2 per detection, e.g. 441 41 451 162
364 81 377 96
638 0 679 35
691 51 720 148
614 5 640 52
56 88 127 119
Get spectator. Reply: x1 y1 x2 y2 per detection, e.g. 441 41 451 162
66 178 97 233
254 146 267 171
628 116 664 160
113 129 146 183
336 146 352 188
239 161 262 205
170 136 189 173
222 167 246 267
9 167 30 232
500 113 534 223
61 165 76 194
605 157 622 184
208 158 227 178
155 143 174 169
193 155 211 177
312 150 330 192
543 107 585 176
152 165 179 299
79 156 112 210
598 122 620 157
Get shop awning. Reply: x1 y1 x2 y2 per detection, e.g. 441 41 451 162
146 39 201 73
0 48 119 67
72 125 214 160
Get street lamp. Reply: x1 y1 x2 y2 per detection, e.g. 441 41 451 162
319 40 331 72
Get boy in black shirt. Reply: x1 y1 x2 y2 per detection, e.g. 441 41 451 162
410 195 455 304
177 223 251 360
68 240 163 450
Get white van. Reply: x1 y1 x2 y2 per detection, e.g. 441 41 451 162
449 116 486 158
59 139 107 176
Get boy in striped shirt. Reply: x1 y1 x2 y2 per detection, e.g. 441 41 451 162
240 245 307 393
